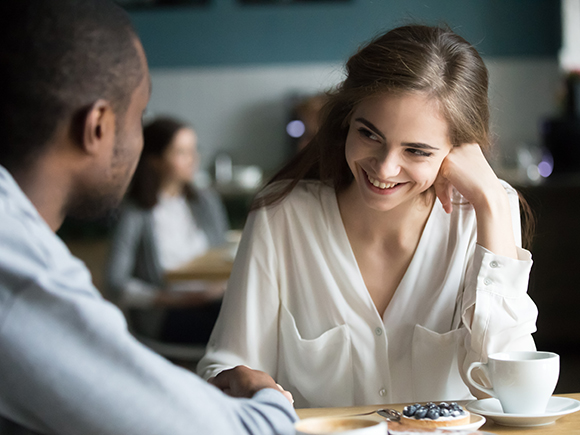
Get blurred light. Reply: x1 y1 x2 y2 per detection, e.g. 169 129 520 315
286 120 305 138
527 165 541 181
538 161 553 177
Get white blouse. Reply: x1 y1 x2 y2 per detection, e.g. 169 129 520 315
198 180 537 408
152 194 209 271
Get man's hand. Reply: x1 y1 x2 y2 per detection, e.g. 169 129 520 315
209 365 294 404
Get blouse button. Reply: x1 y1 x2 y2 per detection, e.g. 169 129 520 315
490 261 499 268
375 327 383 336
379 388 387 397
484 278 492 286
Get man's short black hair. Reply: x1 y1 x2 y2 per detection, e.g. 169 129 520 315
0 0 144 171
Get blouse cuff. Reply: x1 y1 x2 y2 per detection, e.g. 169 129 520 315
472 244 532 298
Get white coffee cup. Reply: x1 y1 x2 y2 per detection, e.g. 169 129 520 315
295 417 387 435
466 351 559 414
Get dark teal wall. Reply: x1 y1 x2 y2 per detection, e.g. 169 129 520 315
129 0 560 68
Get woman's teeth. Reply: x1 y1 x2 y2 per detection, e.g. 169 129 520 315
367 174 398 190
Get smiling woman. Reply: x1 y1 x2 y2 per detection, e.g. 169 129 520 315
198 24 538 408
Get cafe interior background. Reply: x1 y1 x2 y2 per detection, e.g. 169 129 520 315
60 0 580 394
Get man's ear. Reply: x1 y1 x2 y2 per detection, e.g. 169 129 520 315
81 99 116 156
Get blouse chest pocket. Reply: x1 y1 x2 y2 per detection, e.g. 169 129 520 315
411 324 473 402
278 304 353 408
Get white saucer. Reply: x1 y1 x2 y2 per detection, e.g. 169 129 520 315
466 397 580 427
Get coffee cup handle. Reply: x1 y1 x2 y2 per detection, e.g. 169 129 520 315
466 362 496 397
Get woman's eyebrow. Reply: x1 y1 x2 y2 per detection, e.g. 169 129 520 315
355 117 440 151
354 118 386 140
402 142 440 151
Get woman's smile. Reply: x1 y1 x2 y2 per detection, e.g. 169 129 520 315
364 169 406 194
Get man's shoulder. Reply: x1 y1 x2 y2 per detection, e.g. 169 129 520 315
0 185 96 304
0 186 50 268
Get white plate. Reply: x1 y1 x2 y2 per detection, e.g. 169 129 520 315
438 414 486 432
389 414 485 433
466 397 580 427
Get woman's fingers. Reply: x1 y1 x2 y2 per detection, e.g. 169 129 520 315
436 143 503 211
434 172 453 214
277 383 294 404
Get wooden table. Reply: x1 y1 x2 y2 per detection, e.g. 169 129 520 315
164 247 234 282
296 393 580 434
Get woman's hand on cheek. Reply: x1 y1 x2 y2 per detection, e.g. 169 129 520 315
435 143 518 258
434 143 503 213
434 171 453 214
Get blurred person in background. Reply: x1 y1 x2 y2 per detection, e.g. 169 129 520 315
0 1 296 434
107 117 230 345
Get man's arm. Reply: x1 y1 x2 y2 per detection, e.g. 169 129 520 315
0 212 297 435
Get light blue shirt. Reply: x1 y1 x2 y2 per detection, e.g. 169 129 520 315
0 165 297 435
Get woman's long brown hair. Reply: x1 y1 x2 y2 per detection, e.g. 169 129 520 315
253 24 534 248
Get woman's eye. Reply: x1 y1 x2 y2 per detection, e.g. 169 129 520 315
358 127 380 142
406 148 432 157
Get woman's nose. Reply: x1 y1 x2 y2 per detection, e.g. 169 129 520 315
375 150 401 179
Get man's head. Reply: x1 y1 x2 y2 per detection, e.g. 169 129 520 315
0 0 150 220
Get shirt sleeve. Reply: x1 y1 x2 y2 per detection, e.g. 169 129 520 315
204 188 230 241
197 206 281 381
0 217 297 435
458 183 538 395
195 188 230 247
105 206 159 307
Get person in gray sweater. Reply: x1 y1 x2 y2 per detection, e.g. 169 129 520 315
0 1 296 434
107 118 230 344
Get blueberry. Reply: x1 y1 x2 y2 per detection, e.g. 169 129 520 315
451 410 462 418
426 402 436 408
440 408 450 417
426 407 440 420
439 402 449 409
414 407 428 419
403 405 417 417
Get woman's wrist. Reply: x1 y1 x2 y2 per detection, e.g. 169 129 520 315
471 181 510 218
473 186 519 259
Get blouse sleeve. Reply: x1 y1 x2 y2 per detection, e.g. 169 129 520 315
459 182 538 396
197 206 281 380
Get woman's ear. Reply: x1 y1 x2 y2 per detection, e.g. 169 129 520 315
81 99 116 156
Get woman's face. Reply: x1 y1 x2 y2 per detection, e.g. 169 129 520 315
160 127 199 185
344 92 453 213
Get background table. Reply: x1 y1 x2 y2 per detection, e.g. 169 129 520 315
165 247 234 282
296 393 580 434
